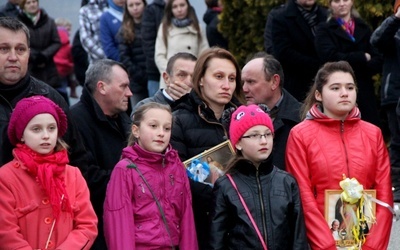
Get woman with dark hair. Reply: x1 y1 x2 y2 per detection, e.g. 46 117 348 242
286 61 393 250
155 0 209 91
119 0 148 107
18 0 61 91
171 47 244 249
314 0 383 127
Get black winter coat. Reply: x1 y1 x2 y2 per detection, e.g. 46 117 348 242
271 0 327 102
315 17 383 126
370 15 400 107
142 0 165 81
119 22 148 95
209 157 307 249
18 9 61 88
0 75 88 169
69 87 132 250
203 8 228 49
171 90 240 250
271 89 301 170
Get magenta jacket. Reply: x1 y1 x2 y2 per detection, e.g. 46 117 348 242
0 160 98 249
104 144 198 250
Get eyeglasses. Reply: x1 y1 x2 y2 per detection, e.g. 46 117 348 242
241 133 272 140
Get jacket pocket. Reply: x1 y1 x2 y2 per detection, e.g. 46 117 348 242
14 200 39 218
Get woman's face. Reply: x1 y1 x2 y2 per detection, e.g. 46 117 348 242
199 58 237 110
330 0 353 19
23 0 39 15
171 0 188 20
315 71 357 120
127 0 145 20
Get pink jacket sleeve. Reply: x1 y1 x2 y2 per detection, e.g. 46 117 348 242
57 167 98 249
362 132 393 250
179 173 198 250
104 164 136 250
286 130 337 250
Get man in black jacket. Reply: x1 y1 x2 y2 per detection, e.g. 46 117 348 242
271 0 327 102
0 0 20 18
0 18 89 171
70 59 132 249
242 53 301 170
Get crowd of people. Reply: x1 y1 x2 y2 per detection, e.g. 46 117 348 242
0 0 398 249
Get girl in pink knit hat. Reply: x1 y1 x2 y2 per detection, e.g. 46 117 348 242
209 104 307 249
0 95 98 249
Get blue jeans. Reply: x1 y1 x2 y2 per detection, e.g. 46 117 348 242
147 80 159 97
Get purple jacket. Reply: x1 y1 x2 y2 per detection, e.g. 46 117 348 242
103 144 198 250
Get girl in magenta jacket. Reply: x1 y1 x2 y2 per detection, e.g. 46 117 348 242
286 61 393 250
0 96 98 249
104 102 197 250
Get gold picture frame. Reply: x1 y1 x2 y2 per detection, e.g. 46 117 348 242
183 140 235 185
324 189 376 249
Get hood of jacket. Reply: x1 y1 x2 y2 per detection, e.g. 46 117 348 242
152 0 166 8
305 104 361 126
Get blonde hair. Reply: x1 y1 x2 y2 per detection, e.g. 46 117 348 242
128 102 173 146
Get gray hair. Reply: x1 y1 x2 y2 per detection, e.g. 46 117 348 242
84 59 128 94
0 17 30 47
248 52 285 89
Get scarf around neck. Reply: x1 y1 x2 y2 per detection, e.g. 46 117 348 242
172 17 192 28
23 9 41 25
295 0 318 35
13 144 73 220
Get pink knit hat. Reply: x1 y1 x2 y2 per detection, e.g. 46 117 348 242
229 104 274 149
8 96 68 145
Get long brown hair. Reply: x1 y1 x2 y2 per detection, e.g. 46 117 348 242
161 0 201 48
301 61 357 120
121 0 147 43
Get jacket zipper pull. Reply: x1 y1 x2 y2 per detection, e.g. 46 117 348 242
140 183 145 193
169 174 174 186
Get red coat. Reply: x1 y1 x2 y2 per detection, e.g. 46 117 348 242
54 27 74 77
0 160 98 249
286 105 393 250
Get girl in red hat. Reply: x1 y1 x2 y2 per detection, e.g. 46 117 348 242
0 95 98 249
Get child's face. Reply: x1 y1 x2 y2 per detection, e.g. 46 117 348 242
22 113 58 155
132 108 172 153
235 125 273 166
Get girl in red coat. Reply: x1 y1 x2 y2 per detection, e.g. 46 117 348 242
0 96 98 249
286 61 393 250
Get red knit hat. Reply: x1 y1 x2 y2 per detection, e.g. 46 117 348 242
229 104 274 149
8 96 68 145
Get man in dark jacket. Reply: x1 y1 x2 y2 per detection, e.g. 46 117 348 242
371 6 400 202
271 0 327 102
0 18 88 172
242 53 301 170
70 59 132 249
0 0 20 18
141 0 166 96
203 0 228 49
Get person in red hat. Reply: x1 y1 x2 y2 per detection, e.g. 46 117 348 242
209 104 307 249
0 96 98 249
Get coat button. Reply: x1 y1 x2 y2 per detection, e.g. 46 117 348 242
13 162 20 168
47 240 53 247
44 217 52 224
187 46 191 50
42 198 49 205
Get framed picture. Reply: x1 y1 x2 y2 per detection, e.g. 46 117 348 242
183 140 235 185
324 189 376 249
